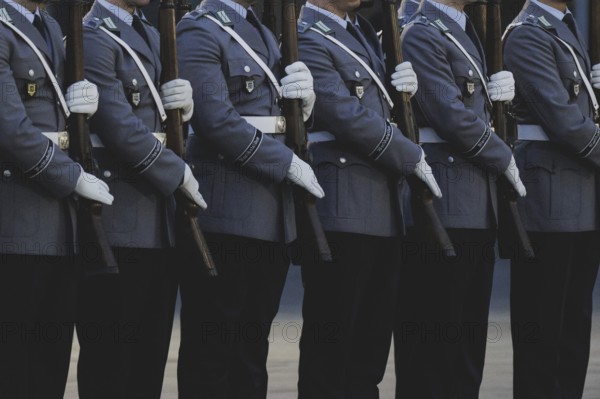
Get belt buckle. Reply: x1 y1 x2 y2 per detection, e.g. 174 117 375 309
276 117 286 134
58 132 69 150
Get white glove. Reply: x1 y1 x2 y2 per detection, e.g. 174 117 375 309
488 71 515 102
391 61 418 96
504 155 526 197
280 61 316 121
74 166 114 205
160 79 194 122
591 64 600 89
179 164 207 209
413 148 442 199
286 153 325 199
66 79 98 117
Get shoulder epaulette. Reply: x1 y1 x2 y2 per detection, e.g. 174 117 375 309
86 16 120 32
183 9 209 21
522 14 554 31
298 19 313 33
312 20 333 35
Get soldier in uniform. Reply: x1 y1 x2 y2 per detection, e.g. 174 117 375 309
0 0 111 397
176 0 323 397
75 1 205 398
295 0 442 397
396 0 526 398
504 1 600 398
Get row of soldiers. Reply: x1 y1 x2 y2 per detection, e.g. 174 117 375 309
0 0 597 398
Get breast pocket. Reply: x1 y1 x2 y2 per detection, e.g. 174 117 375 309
12 59 48 102
556 60 583 103
226 59 267 105
451 60 483 108
337 64 372 101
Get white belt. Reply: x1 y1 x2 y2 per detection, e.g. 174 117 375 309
308 131 336 143
90 133 167 148
42 131 69 150
419 127 447 144
242 116 286 134
517 125 549 141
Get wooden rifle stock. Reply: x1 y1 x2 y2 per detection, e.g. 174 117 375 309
159 0 217 276
65 0 118 276
381 0 456 258
281 0 332 263
480 0 534 260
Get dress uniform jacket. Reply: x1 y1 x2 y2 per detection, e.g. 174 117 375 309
83 1 185 249
177 0 296 243
0 0 80 256
504 1 600 233
297 6 421 237
401 0 512 229
398 0 419 27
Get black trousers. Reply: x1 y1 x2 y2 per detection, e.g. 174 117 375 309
511 232 600 399
177 233 290 399
298 232 402 399
394 229 496 399
0 254 78 399
76 247 178 399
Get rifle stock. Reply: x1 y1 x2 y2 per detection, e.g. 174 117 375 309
281 0 332 263
159 0 218 276
381 0 456 258
482 0 534 260
65 0 118 276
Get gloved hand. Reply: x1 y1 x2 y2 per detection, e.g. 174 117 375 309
413 148 442 198
74 166 114 205
504 155 526 197
286 153 325 198
66 79 98 117
488 71 515 102
281 61 316 122
179 164 208 209
160 79 194 122
591 64 600 89
391 61 418 96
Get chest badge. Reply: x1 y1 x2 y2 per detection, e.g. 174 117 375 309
27 82 37 97
129 78 141 107
245 77 255 94
466 81 475 96
355 84 365 99
573 83 580 97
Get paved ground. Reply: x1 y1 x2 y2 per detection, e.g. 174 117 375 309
64 260 600 398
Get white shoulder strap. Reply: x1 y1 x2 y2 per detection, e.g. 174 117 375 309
99 26 167 122
0 16 70 117
309 27 394 109
205 14 282 98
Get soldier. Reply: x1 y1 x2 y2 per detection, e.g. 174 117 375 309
0 0 111 397
75 0 205 398
295 0 442 397
396 0 526 398
176 0 323 397
504 1 600 398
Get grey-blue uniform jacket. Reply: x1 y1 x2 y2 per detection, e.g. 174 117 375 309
401 1 512 229
399 0 420 27
297 6 422 237
177 0 296 243
0 1 81 256
504 1 600 232
83 2 185 249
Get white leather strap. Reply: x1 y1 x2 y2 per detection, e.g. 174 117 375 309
0 16 70 117
309 27 394 109
99 27 167 122
242 116 286 134
205 15 282 98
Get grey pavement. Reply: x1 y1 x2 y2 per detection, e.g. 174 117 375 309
65 259 600 398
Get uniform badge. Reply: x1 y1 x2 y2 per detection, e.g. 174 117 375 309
0 7 12 23
27 82 37 97
573 83 580 97
355 84 365 99
131 91 141 106
102 17 118 31
128 78 141 107
244 77 255 94
466 82 475 95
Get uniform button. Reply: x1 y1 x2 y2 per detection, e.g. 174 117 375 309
3 170 11 178
103 170 112 178
574 70 578 77
447 156 454 163
132 78 138 86
339 157 347 164
218 153 225 160
28 69 34 77
355 70 360 78
468 70 474 77
244 65 251 73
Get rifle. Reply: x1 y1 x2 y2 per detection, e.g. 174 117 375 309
281 0 333 262
477 0 535 260
159 0 218 276
381 0 456 258
466 1 487 47
65 0 119 275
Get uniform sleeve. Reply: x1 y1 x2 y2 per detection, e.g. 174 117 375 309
177 19 293 184
83 27 185 196
402 24 512 173
297 31 421 176
0 27 80 198
504 25 600 167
